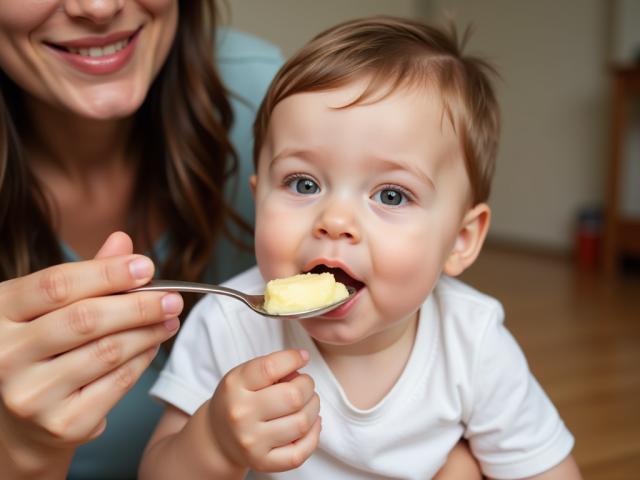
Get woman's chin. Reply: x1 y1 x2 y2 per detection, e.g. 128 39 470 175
61 83 148 120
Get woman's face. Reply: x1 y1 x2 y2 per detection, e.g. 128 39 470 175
0 0 178 119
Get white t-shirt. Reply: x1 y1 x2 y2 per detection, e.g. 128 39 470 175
150 266 574 480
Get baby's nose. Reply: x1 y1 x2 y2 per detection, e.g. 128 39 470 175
313 204 361 243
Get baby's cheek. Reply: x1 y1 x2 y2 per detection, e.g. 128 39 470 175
254 206 303 281
370 234 442 319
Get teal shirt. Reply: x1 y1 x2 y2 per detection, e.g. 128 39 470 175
65 29 284 480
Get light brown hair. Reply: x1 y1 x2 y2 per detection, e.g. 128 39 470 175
253 15 500 205
0 1 250 320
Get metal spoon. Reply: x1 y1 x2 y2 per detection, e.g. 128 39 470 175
126 280 357 320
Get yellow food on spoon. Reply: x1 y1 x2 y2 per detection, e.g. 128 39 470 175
264 272 349 314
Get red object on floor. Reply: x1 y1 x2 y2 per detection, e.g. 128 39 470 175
576 229 601 271
575 208 603 272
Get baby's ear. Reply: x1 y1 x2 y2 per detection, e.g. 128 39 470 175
443 203 491 276
249 174 257 198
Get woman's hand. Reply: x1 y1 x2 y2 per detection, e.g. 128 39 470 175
0 232 182 479
208 349 321 474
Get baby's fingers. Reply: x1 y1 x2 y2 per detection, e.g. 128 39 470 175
259 417 322 472
260 390 321 448
256 373 316 421
240 349 310 392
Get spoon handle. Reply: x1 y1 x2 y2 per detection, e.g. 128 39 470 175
127 280 250 304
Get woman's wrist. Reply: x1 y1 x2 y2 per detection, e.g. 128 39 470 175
0 426 75 480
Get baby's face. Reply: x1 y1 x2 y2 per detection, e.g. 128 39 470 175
252 79 472 350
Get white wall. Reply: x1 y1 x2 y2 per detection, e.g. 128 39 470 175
426 0 611 252
610 0 640 63
227 0 615 253
225 0 417 58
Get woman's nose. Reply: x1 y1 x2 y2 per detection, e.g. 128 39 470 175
64 0 125 25
313 204 362 243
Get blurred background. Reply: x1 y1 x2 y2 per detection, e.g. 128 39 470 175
224 1 640 479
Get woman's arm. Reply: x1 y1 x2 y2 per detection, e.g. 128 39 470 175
0 233 182 480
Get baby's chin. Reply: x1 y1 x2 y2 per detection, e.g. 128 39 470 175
299 319 374 349
299 307 413 350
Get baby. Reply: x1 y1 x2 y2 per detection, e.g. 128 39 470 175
140 17 581 480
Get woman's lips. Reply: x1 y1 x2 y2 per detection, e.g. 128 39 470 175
46 29 141 76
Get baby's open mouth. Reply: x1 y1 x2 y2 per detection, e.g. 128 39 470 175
308 265 365 292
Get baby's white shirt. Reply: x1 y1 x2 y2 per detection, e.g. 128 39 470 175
150 266 574 479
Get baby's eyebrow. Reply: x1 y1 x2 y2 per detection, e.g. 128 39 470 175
270 148 317 167
365 157 436 191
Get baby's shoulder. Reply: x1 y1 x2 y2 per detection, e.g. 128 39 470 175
433 274 505 326
429 275 508 364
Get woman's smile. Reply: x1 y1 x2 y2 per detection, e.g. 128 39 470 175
0 0 178 118
46 28 141 75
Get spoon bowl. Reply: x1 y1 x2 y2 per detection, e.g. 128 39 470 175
126 280 357 319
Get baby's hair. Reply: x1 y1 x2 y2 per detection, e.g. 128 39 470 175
253 15 500 205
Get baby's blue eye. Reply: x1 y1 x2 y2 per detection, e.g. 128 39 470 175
290 178 319 194
374 188 407 206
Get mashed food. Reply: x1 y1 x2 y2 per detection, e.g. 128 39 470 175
264 272 349 314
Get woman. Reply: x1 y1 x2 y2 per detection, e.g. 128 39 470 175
0 1 283 478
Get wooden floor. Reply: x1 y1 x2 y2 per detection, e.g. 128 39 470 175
458 246 640 480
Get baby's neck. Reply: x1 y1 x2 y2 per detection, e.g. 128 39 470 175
314 311 419 410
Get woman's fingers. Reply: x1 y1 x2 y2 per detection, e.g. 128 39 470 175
9 319 180 413
17 291 183 363
10 345 164 448
94 231 134 259
0 254 155 323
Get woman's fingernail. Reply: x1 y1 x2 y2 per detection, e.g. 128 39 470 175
164 318 180 332
129 257 153 279
298 349 310 362
162 293 183 315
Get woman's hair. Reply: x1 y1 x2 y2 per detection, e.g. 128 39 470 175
0 1 250 317
254 16 500 205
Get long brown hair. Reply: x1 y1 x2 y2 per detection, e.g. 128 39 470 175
0 1 251 317
254 16 500 205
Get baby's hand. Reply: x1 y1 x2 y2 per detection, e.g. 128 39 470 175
208 349 321 473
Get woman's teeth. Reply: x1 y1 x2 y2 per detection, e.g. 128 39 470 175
66 39 129 57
